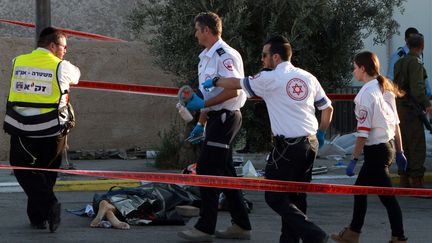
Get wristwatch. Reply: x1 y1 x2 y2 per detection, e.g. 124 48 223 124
212 77 220 86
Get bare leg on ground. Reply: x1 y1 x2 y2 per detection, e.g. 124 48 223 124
90 200 130 230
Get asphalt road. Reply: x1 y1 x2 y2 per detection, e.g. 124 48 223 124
0 187 431 242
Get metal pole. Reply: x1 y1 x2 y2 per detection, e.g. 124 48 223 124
35 0 51 46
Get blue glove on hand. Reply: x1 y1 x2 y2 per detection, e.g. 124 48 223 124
316 129 326 148
202 78 215 92
396 151 407 173
187 123 204 144
186 93 205 111
346 159 357 177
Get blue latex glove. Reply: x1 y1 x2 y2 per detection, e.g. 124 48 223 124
346 159 357 177
187 123 204 144
396 151 407 173
316 129 325 148
202 78 214 92
185 93 205 111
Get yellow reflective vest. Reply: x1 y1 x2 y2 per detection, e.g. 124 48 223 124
4 49 64 137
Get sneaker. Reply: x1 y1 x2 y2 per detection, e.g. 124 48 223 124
177 228 213 242
215 224 251 240
48 202 61 233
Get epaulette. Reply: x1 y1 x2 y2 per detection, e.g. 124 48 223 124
216 48 226 56
397 47 406 57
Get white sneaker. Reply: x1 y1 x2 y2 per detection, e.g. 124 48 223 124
177 228 213 242
215 224 251 240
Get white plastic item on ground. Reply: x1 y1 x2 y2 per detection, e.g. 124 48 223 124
317 143 346 157
332 133 356 153
242 160 258 177
146 150 158 159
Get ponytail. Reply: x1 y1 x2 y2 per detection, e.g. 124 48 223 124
377 75 404 97
354 51 405 97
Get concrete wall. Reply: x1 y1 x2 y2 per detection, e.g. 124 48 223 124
0 0 146 40
355 0 432 86
0 38 179 160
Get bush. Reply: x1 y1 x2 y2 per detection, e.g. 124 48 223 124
154 119 183 169
129 0 405 157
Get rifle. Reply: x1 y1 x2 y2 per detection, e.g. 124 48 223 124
409 101 432 134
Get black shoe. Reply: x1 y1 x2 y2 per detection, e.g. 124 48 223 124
31 221 47 229
48 202 61 233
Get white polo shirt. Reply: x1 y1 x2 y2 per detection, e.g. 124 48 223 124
198 39 246 111
354 79 399 145
240 61 331 138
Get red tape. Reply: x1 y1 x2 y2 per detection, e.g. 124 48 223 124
74 80 355 101
76 80 178 98
1 165 431 197
0 19 125 42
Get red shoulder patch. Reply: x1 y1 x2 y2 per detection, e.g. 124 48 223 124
357 109 368 124
223 58 234 71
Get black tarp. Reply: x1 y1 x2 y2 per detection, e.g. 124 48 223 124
93 183 200 225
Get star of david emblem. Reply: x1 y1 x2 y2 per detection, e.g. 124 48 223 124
286 78 308 101
292 84 303 95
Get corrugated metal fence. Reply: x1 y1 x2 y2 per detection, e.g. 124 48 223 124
326 87 361 139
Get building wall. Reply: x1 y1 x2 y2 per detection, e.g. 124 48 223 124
0 38 179 160
357 0 431 86
0 0 186 159
0 0 146 40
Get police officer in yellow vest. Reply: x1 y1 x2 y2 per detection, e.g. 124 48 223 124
3 27 80 232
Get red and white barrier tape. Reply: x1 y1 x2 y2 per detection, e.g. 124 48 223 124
76 80 178 98
1 165 431 196
74 80 356 101
0 19 125 42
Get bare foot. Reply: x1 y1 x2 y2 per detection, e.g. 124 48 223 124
90 200 115 228
106 211 130 230
90 217 102 228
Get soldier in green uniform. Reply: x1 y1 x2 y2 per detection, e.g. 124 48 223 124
394 33 432 188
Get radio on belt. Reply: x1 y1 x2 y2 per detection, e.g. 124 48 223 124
176 85 194 122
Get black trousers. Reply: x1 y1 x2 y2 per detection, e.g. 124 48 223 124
350 142 405 238
9 135 65 225
265 135 327 243
194 110 251 234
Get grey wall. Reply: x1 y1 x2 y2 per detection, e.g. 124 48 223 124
0 1 188 159
0 38 180 160
0 0 186 160
0 0 146 40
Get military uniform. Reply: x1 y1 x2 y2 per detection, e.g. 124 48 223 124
387 45 431 96
393 51 430 184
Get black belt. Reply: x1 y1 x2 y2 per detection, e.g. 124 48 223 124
364 139 395 149
272 134 314 147
206 109 233 118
